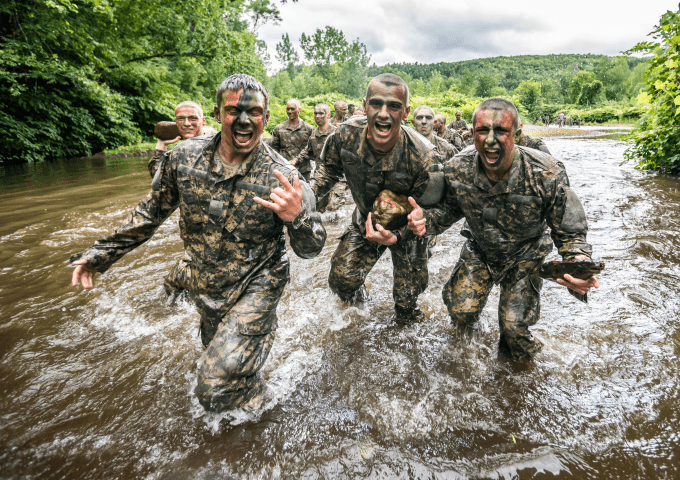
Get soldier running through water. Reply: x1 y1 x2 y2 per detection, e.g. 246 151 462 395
70 74 326 412
311 73 444 321
407 98 598 360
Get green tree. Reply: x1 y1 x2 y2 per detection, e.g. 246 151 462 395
578 80 604 105
625 6 680 172
595 56 632 100
475 73 499 97
1 0 288 163
568 71 597 103
515 80 542 112
275 33 300 78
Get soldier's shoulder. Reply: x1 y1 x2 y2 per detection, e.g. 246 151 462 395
443 147 476 172
262 142 299 174
172 135 211 156
402 126 436 156
518 146 563 174
340 115 367 129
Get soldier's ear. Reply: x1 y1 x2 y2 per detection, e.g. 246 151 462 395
213 105 221 124
264 110 270 127
514 127 522 143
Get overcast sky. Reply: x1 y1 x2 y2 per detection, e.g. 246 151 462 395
258 0 678 72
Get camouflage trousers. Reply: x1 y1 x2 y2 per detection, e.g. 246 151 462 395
443 240 544 360
329 222 429 313
194 267 286 412
317 180 349 213
163 251 192 296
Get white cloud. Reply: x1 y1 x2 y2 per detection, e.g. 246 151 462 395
259 0 678 71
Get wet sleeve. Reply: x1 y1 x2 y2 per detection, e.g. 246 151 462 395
545 170 592 261
148 149 165 178
309 132 343 202
294 137 313 168
70 152 180 273
421 163 465 237
281 171 327 259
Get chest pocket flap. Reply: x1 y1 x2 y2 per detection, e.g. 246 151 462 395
224 180 270 234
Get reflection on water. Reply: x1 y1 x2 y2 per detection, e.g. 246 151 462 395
1 140 679 479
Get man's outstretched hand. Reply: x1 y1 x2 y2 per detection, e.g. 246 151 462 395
365 213 397 245
556 255 600 294
155 137 182 152
407 197 426 236
254 170 303 223
72 259 95 289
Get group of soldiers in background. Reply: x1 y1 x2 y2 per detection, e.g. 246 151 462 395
536 112 582 128
70 73 598 414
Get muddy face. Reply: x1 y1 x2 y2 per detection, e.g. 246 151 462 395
412 108 435 139
174 106 205 139
334 101 348 119
215 88 269 160
364 82 409 152
286 101 300 122
473 107 516 178
314 107 329 128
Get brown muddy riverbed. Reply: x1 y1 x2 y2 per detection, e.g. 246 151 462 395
1 139 679 479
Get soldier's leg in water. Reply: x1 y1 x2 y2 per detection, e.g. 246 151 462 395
329 223 385 302
195 264 286 412
390 236 429 318
164 251 192 296
442 241 493 330
497 259 543 360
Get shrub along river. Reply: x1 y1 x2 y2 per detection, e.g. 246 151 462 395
1 138 679 479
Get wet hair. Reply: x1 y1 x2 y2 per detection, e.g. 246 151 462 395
315 103 330 115
366 73 409 106
413 105 435 118
471 98 519 131
175 101 204 118
215 74 269 112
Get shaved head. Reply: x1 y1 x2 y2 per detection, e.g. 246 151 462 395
413 105 435 118
366 73 409 105
472 98 519 132
175 101 204 118
316 103 330 115
286 99 301 110
435 114 447 124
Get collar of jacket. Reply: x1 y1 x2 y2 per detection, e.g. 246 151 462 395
282 118 307 132
472 147 523 195
201 132 263 182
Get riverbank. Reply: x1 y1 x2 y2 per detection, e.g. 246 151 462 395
524 123 633 139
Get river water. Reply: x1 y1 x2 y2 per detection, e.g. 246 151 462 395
1 139 679 479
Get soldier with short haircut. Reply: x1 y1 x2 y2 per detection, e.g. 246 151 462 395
70 74 326 412
568 115 574 127
311 73 444 321
408 98 598 360
412 106 456 160
270 99 314 162
544 115 550 127
447 110 468 133
347 104 356 117
434 114 463 150
331 100 349 126
291 103 336 182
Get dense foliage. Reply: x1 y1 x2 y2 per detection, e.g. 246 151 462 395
1 0 287 164
624 6 680 173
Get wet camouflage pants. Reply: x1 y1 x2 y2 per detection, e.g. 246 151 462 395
443 240 544 360
329 222 429 311
163 251 192 296
194 269 285 412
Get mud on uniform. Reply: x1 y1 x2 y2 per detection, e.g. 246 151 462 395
448 119 468 132
436 127 463 151
270 118 314 166
292 124 336 182
73 134 326 411
517 134 551 155
423 146 591 359
311 116 443 315
431 134 457 160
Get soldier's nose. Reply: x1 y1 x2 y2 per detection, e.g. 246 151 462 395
237 111 250 124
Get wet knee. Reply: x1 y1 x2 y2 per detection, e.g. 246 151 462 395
450 312 479 330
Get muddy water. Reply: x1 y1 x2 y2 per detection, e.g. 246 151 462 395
1 140 679 479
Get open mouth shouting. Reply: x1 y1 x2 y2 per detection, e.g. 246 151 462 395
233 128 254 148
374 119 393 137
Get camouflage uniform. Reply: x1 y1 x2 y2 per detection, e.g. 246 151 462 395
431 134 457 160
436 127 463 150
270 119 314 163
72 134 326 411
557 113 566 128
544 115 550 127
311 116 442 316
517 134 551 155
292 124 336 182
423 146 592 359
448 119 468 132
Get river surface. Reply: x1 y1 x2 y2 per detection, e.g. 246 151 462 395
1 139 679 479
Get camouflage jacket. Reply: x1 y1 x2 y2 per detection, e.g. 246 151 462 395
292 124 336 173
424 146 591 282
431 134 457 160
517 134 551 155
147 126 218 177
72 133 326 322
311 116 442 238
436 128 463 149
447 119 468 132
270 119 314 162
